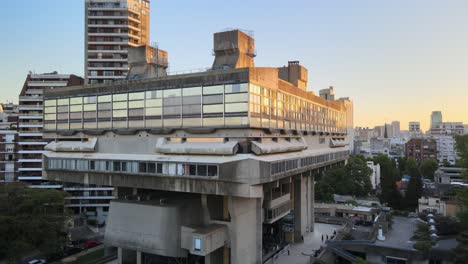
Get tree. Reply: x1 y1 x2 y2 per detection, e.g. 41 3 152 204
0 183 69 262
405 158 423 210
454 135 468 262
314 155 373 200
354 258 368 264
374 155 402 209
420 159 439 180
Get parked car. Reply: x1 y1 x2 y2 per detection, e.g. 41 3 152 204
64 245 84 256
83 240 102 249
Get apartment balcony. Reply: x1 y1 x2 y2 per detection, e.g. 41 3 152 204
88 49 128 54
88 58 127 62
88 66 129 71
18 167 42 172
127 25 141 32
27 81 68 87
88 32 128 37
66 204 111 208
29 185 63 189
63 187 114 191
18 123 43 128
65 196 115 200
18 105 42 111
19 96 43 102
18 132 43 137
18 176 43 181
127 16 140 23
17 150 45 154
17 141 47 146
88 41 129 45
88 15 130 20
18 159 42 163
87 24 128 28
19 115 43 120
88 75 126 79
25 89 44 95
88 7 129 11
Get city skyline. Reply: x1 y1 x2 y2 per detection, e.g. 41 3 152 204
1 0 468 131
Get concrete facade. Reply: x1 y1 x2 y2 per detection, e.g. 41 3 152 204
43 30 351 264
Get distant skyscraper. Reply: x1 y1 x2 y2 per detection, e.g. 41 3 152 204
391 121 400 137
85 0 151 84
431 111 443 128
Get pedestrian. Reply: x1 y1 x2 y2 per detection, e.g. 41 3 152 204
321 234 324 241
326 235 328 240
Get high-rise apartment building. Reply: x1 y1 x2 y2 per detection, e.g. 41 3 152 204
44 30 352 264
431 111 443 128
85 0 151 84
0 103 18 130
409 121 421 132
17 72 83 185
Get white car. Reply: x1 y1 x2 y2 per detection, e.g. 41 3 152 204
27 259 46 264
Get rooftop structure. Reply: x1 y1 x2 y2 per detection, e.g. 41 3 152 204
43 29 352 264
405 138 436 162
431 111 442 128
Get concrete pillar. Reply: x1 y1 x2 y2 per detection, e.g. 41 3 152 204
117 247 123 264
294 174 307 242
294 173 314 241
228 196 262 264
136 251 142 264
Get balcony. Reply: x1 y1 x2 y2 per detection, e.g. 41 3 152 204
88 66 129 71
18 159 42 163
27 81 68 87
18 133 43 137
87 24 128 28
18 167 43 172
88 58 127 62
88 75 126 79
19 115 43 120
65 196 115 200
18 176 43 181
17 141 47 146
17 150 45 154
88 49 128 54
264 199 292 224
88 32 128 37
19 96 43 102
88 41 129 45
18 123 43 128
63 187 114 191
18 105 42 111
29 185 63 189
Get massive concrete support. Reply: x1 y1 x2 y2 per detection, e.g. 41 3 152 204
228 196 262 264
294 173 314 242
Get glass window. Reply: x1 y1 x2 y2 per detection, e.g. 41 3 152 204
57 106 69 113
129 92 144 100
98 110 111 118
98 102 111 110
189 165 197 176
70 105 82 112
121 161 127 172
113 93 127 101
113 101 127 109
146 90 162 99
183 87 202 96
85 96 97 104
129 100 144 108
139 162 147 173
57 98 69 105
44 114 56 120
225 103 248 113
203 85 223 95
197 165 207 176
98 95 112 103
203 104 223 113
148 162 156 173
113 110 127 118
146 99 162 107
208 165 218 176
83 104 97 111
44 100 56 107
164 106 181 116
146 108 161 116
225 83 248 93
203 95 223 104
70 112 82 119
163 89 181 98
156 163 163 174
70 97 83 104
225 93 248 103
90 160 96 170
113 161 121 172
44 107 56 114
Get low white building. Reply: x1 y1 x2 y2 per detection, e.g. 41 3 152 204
418 197 447 216
367 161 381 190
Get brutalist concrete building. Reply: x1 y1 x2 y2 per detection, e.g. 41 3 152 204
43 29 352 264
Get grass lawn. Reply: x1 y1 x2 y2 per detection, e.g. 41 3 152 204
74 248 105 264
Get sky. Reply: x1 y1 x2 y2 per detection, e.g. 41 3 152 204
1 0 467 131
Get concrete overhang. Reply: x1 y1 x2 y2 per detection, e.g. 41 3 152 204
155 138 239 155
45 138 97 152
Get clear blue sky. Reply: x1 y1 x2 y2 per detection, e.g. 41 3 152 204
1 0 468 130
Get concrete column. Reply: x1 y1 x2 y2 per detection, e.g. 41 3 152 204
228 196 262 264
117 247 123 264
309 175 315 232
136 251 142 264
294 174 307 242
